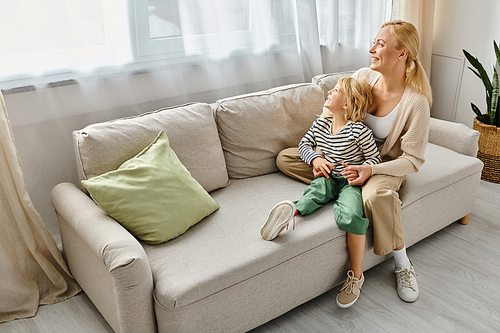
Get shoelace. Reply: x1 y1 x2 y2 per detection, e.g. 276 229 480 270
395 268 417 290
340 271 360 295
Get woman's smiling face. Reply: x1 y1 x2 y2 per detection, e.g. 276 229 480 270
369 26 401 72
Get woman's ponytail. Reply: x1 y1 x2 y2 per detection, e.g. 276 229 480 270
382 20 433 107
407 57 433 107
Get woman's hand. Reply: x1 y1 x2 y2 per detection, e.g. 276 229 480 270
341 163 372 186
341 163 359 182
312 157 334 178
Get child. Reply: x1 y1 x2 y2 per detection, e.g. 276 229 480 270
260 77 381 308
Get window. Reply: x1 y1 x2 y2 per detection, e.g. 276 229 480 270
0 0 132 81
132 0 298 62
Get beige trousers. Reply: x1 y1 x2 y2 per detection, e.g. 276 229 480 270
276 148 405 255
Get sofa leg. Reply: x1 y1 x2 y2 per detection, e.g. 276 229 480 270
458 214 470 225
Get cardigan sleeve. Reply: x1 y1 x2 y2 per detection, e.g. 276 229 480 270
371 92 430 176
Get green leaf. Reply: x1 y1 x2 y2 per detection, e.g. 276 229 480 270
471 103 487 124
463 49 493 97
468 66 482 80
494 41 500 126
495 40 500 68
491 67 499 125
496 96 500 127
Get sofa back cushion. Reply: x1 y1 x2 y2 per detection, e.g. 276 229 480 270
312 71 356 99
74 103 229 193
215 83 325 179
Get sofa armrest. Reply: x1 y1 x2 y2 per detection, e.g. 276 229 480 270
51 182 156 333
428 117 480 157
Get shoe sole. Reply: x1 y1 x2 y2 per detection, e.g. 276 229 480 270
336 295 359 308
398 290 419 302
260 202 294 241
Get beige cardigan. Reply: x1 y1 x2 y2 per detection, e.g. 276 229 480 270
352 68 430 177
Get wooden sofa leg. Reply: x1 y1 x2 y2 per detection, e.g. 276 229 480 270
458 214 470 225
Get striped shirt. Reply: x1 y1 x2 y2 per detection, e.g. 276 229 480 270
298 118 381 175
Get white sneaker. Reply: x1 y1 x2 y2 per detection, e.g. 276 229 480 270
260 200 296 241
395 265 419 302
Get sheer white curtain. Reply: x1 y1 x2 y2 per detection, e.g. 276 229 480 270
125 0 327 87
0 90 80 323
1 0 389 88
316 0 390 74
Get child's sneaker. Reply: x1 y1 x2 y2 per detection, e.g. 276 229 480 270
336 270 364 308
260 200 296 241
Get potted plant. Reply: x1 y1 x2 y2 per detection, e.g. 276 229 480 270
463 41 500 183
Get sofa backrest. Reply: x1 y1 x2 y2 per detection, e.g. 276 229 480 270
215 83 325 179
74 103 229 193
312 71 356 99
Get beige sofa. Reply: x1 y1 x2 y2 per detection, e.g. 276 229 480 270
51 71 483 333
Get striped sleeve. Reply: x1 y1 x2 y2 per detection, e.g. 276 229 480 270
298 120 322 165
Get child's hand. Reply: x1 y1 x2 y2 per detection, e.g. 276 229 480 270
341 162 358 181
312 157 334 178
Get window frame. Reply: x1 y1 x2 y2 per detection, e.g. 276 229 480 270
131 0 286 62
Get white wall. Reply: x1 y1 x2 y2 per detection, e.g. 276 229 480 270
432 0 500 127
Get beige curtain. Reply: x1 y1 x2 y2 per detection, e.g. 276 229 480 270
0 90 80 323
390 0 436 78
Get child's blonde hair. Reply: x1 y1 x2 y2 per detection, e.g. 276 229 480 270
321 77 372 122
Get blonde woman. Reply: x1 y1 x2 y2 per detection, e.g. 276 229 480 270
276 20 432 304
261 77 381 308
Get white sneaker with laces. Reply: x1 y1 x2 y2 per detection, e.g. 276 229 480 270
395 265 419 302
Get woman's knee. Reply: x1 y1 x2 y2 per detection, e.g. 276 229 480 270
276 149 288 172
361 185 378 208
362 175 402 206
276 147 314 184
276 147 299 171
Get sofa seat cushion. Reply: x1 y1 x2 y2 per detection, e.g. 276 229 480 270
399 142 483 208
143 172 346 310
74 103 229 193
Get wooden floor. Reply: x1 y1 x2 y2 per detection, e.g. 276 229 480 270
1 180 499 333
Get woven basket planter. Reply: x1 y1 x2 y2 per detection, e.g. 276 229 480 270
473 116 500 183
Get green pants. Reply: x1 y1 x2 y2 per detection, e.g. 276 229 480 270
293 174 369 235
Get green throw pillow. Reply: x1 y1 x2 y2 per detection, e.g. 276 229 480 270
82 131 219 244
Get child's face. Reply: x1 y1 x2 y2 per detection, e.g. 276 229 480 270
324 83 346 112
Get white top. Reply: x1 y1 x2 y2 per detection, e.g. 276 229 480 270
365 103 400 147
